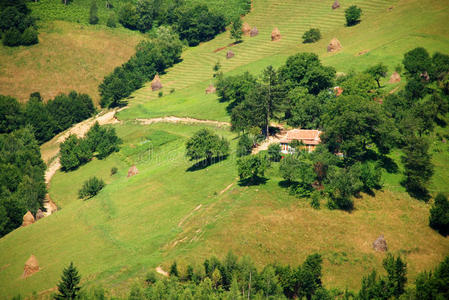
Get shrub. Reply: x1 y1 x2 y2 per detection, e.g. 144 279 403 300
345 5 362 26
429 193 449 236
236 134 253 157
21 27 38 45
237 153 270 184
310 191 320 209
118 3 139 30
89 1 99 25
3 28 22 46
302 28 321 43
106 13 117 28
110 167 118 175
158 91 163 97
267 143 281 162
78 177 105 199
185 129 229 162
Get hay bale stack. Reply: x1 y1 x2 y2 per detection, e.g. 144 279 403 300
205 84 216 94
127 165 139 177
250 27 259 37
389 72 401 83
23 255 39 278
242 22 251 36
421 71 430 81
373 235 388 252
332 0 340 9
271 27 281 41
226 50 234 59
151 74 162 91
327 38 342 52
35 209 45 221
22 211 35 227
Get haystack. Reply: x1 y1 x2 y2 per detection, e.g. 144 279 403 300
271 28 281 41
36 209 45 221
127 165 139 177
205 84 216 94
22 211 35 227
389 72 401 83
151 74 162 91
373 235 388 252
332 0 340 9
23 255 39 278
421 71 430 81
250 27 259 37
226 50 235 59
327 38 342 52
242 22 251 36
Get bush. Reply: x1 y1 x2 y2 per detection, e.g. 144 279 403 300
237 153 270 184
345 5 362 26
302 28 321 43
106 13 117 28
236 134 253 157
267 143 281 162
158 91 163 97
110 167 118 175
429 193 449 236
3 28 22 46
185 129 229 162
89 1 99 25
20 27 38 45
78 177 105 199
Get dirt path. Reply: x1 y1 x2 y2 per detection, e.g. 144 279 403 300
136 116 230 127
252 133 286 154
156 266 169 277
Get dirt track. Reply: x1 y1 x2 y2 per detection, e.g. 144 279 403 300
136 116 230 127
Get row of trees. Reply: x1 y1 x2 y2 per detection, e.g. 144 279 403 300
47 253 449 299
99 26 183 107
0 0 38 46
60 122 121 171
0 127 46 238
0 91 96 144
117 1 228 46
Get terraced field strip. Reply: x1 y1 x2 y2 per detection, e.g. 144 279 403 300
129 0 394 107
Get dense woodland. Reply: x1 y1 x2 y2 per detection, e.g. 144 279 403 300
40 253 449 300
0 91 97 237
0 0 39 46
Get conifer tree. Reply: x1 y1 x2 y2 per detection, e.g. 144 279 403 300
54 262 81 300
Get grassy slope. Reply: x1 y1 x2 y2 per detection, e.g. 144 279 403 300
0 21 142 104
1 0 449 298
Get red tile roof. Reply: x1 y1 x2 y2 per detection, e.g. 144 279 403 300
280 129 322 145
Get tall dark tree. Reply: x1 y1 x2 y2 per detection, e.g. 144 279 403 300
401 135 433 200
89 1 99 25
54 262 81 300
429 193 449 236
230 16 243 42
403 47 431 79
345 5 362 26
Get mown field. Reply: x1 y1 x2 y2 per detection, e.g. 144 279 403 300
1 0 449 298
0 21 142 104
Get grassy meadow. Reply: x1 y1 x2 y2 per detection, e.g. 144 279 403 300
0 21 143 104
1 0 449 298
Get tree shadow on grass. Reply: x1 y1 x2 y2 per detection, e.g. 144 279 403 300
379 155 399 173
238 176 268 186
186 155 228 172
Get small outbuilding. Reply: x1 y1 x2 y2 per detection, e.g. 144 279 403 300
151 74 163 91
280 129 322 154
271 28 281 41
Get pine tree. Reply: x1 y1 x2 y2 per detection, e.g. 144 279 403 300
54 262 81 300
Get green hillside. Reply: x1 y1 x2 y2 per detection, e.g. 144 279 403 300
1 0 449 298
